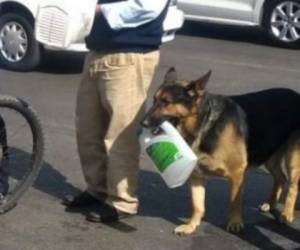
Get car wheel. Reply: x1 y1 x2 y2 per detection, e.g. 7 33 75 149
0 13 40 71
264 0 300 48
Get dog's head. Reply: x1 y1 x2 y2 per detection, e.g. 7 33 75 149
142 67 211 134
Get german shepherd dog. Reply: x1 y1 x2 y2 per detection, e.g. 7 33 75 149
142 68 300 236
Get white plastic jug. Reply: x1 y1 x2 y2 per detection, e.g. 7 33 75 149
35 0 97 49
139 121 198 188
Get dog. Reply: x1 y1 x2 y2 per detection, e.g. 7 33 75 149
142 67 300 235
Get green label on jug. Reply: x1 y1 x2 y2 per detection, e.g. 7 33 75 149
146 142 182 173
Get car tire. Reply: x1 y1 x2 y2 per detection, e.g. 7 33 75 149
0 13 40 71
264 0 300 48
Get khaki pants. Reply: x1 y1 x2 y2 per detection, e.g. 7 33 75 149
76 50 159 214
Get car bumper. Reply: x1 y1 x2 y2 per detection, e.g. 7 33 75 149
44 42 88 52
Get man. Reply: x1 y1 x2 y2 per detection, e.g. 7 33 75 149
63 0 170 223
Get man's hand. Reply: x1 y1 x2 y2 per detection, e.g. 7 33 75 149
96 4 101 15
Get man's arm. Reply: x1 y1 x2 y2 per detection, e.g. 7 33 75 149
96 0 169 30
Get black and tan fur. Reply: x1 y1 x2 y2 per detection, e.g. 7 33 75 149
142 68 300 235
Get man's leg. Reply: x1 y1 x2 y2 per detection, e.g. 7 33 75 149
64 52 109 207
76 52 109 198
87 51 159 220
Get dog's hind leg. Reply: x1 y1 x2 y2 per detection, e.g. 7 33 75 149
259 180 283 213
174 172 205 236
259 155 285 214
280 140 300 224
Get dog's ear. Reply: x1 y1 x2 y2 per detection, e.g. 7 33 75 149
186 70 212 96
163 67 177 85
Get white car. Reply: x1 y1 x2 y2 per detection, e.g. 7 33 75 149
0 0 184 71
178 0 300 48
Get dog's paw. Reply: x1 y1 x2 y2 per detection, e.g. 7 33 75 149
174 224 196 236
226 221 244 233
279 212 294 224
259 203 271 213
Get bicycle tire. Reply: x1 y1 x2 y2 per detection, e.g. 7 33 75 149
0 95 44 214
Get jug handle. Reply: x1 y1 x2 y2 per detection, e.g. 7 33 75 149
160 121 180 138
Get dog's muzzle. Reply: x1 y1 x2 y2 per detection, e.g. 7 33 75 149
140 116 162 135
141 114 179 135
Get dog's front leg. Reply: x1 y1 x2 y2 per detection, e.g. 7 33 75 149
174 172 205 236
227 170 246 233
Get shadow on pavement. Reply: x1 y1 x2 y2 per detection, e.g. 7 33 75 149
0 51 85 74
259 218 300 244
8 151 299 247
139 169 300 249
33 160 81 199
178 21 276 48
64 204 138 233
138 170 189 225
36 51 86 75
102 221 137 233
34 161 137 233
62 169 183 233
189 221 289 250
5 148 80 201
235 219 300 250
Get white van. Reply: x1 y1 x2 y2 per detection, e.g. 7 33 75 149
0 0 184 71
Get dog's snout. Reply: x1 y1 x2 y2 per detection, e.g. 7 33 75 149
141 116 162 128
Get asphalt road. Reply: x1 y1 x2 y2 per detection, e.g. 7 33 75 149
0 22 300 250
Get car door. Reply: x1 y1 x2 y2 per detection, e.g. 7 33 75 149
178 0 257 23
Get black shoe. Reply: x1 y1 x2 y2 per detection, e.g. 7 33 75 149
86 204 134 223
62 191 103 208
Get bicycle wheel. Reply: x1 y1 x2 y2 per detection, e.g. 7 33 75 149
0 95 44 213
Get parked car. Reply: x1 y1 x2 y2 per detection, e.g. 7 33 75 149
0 0 184 71
178 0 300 48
